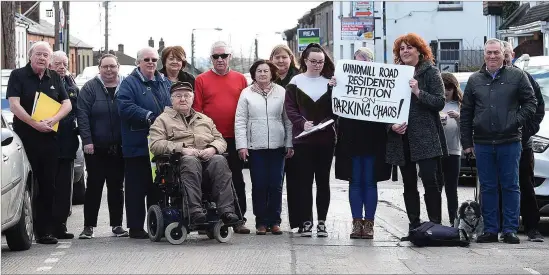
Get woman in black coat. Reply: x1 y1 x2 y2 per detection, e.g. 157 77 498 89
333 47 392 240
386 33 448 239
159 46 195 87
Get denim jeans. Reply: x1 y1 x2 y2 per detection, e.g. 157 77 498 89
249 148 285 228
349 155 378 220
474 142 521 234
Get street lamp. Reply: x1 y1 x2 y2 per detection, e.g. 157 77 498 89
191 27 223 74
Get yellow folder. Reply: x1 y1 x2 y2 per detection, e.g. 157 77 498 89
31 92 61 132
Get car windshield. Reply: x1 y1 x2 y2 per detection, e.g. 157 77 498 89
524 65 549 107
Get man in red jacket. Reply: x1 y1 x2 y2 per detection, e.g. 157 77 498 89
193 41 250 234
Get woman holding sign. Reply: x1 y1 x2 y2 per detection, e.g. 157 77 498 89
331 47 392 239
284 43 336 237
386 33 448 240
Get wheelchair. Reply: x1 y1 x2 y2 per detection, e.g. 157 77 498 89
147 151 243 244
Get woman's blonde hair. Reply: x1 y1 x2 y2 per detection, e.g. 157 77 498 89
269 44 299 69
354 47 374 61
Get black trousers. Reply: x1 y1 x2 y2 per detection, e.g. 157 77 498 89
224 138 247 221
124 156 153 230
17 131 59 237
518 148 540 231
400 157 443 226
285 143 333 228
441 155 460 223
83 149 125 227
53 159 74 232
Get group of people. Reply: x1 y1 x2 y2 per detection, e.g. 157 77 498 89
5 32 544 245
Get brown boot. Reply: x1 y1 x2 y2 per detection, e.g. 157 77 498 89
271 225 283 235
350 219 363 239
256 226 267 235
234 224 251 234
362 219 374 239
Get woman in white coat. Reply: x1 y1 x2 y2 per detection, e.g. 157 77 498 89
235 59 294 235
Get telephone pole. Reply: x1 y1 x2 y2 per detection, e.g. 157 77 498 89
104 1 109 53
1 1 16 68
54 1 60 51
254 37 259 60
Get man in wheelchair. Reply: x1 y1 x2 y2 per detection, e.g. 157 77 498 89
149 81 239 226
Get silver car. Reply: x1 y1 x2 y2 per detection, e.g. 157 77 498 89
1 113 34 251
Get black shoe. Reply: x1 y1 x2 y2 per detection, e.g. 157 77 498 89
191 212 207 224
79 226 94 239
527 229 544 242
401 222 421 241
54 231 74 239
301 221 313 237
476 232 499 243
221 212 239 224
502 232 520 244
129 228 148 239
37 234 59 244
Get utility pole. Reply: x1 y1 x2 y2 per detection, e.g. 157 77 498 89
63 1 70 72
254 37 259 60
54 1 60 51
383 1 387 64
1 1 16 69
104 1 109 53
191 30 195 74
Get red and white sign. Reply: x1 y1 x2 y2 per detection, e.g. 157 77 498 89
353 1 373 17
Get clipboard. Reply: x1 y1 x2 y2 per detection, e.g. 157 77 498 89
296 119 334 139
31 92 61 132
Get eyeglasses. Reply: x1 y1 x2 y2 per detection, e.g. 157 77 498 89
171 94 193 100
211 54 229 60
306 59 325 66
143 58 158 63
100 64 118 70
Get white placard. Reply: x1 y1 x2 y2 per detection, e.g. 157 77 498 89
331 60 414 124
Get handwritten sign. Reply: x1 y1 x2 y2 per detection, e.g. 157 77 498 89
331 60 414 124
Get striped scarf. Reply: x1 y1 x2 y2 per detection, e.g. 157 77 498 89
250 82 273 97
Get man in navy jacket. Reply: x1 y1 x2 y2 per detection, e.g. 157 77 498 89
116 47 172 238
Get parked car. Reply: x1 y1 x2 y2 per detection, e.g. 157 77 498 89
1 112 34 251
514 54 549 216
1 69 86 205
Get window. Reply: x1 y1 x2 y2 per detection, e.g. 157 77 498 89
350 43 355 58
438 1 463 11
439 40 461 62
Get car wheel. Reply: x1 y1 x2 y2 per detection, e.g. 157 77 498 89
72 176 85 205
5 188 34 251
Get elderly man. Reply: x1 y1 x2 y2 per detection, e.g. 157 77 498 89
116 47 172 238
6 41 72 244
193 41 250 234
502 41 546 242
149 81 239 224
49 50 80 240
461 39 537 244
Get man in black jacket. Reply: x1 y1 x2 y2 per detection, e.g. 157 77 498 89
503 41 545 242
461 39 537 244
50 50 79 240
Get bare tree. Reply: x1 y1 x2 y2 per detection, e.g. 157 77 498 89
1 1 16 69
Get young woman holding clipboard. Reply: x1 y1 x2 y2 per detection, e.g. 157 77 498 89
284 43 336 237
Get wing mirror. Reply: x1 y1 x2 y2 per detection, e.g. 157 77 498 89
1 128 14 146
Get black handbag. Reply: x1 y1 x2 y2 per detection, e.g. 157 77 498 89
408 221 470 247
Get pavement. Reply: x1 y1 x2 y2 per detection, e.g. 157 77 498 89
2 163 549 274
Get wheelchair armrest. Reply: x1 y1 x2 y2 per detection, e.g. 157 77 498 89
221 152 229 158
151 154 171 163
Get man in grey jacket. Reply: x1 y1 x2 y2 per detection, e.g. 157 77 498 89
503 41 545 242
461 39 537 244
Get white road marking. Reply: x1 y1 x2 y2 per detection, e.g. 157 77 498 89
44 258 59 264
36 266 52 271
524 267 541 274
50 251 66 256
56 244 71 249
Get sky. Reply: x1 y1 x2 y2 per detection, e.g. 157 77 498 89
39 1 323 61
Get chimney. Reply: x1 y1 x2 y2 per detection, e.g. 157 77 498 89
148 37 154 48
118 44 124 53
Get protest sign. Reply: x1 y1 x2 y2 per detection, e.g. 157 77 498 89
331 60 414 124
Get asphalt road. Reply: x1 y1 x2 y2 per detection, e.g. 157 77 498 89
2 164 549 274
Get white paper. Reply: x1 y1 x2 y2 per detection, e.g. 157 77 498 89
296 119 334 139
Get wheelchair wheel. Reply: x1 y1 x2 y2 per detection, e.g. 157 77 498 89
213 221 233 243
147 205 164 242
165 222 187 245
206 229 215 240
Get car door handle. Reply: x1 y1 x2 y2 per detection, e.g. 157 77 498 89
2 155 8 162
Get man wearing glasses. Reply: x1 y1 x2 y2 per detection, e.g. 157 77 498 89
116 47 172 238
49 50 80 240
193 41 251 234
